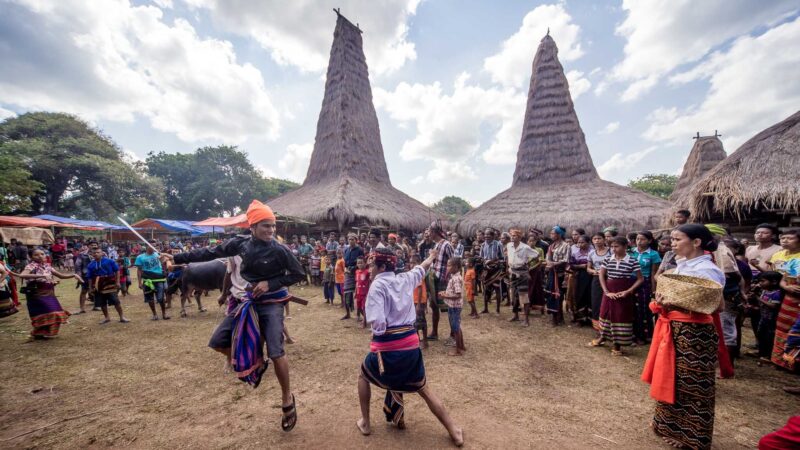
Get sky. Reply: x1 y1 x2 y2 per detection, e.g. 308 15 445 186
1 0 799 208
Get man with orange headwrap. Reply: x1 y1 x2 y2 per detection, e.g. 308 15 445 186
164 199 305 432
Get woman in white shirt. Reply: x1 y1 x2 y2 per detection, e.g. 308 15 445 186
645 224 724 450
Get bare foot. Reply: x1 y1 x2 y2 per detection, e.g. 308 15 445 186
448 349 462 357
450 427 464 447
356 418 371 436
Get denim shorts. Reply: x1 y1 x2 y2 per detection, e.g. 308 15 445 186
94 292 120 307
208 301 285 360
143 280 166 304
448 307 462 333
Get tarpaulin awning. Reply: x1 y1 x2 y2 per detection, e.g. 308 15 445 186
130 219 214 236
0 216 86 228
34 214 126 230
193 214 248 228
0 227 55 245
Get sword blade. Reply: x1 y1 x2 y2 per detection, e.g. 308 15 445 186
117 216 160 255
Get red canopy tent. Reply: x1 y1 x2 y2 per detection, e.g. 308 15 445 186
0 216 89 228
193 215 248 228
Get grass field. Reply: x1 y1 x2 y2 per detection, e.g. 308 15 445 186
1 276 798 449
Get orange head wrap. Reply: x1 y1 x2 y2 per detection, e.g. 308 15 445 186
246 199 276 226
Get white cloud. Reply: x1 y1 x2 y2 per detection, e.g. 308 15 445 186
375 72 525 184
599 121 620 135
609 0 797 100
277 143 313 182
0 106 17 121
565 70 591 99
0 0 280 143
597 146 657 181
417 192 440 206
152 0 173 8
483 3 583 88
184 0 420 75
643 17 800 151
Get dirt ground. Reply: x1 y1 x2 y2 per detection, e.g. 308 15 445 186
1 278 798 449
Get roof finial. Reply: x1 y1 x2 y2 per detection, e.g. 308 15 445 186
547 27 550 36
693 131 700 140
714 129 722 138
333 7 340 16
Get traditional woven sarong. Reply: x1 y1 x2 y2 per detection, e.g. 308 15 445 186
528 266 545 308
634 277 654 341
572 268 592 321
231 287 290 387
598 278 635 346
590 276 603 330
771 289 800 371
784 314 800 365
545 269 564 316
361 325 426 426
651 321 717 450
25 282 70 337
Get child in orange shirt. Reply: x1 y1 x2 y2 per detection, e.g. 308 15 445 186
464 258 478 318
334 249 345 307
354 257 370 328
410 254 429 349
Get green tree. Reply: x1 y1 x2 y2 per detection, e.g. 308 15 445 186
432 195 473 221
258 177 299 200
0 152 43 213
0 112 163 219
146 146 299 219
627 174 678 199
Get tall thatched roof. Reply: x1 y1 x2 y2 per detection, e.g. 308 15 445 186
685 110 800 222
670 136 727 203
457 34 670 236
268 11 437 230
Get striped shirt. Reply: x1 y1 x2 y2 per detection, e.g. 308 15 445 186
601 254 641 279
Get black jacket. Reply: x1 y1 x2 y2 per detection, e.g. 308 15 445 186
174 236 304 290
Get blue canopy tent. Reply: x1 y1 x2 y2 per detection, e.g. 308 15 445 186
130 219 214 236
34 214 127 230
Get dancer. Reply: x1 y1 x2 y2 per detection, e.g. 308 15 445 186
164 200 305 432
357 248 463 446
15 248 82 338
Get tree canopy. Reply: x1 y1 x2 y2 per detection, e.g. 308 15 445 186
627 174 678 200
146 146 298 220
433 195 473 221
0 112 163 219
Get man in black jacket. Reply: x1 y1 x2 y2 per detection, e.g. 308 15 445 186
164 200 304 432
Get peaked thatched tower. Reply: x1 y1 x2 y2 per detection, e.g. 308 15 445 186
458 34 670 235
268 11 437 231
684 110 800 228
670 135 727 203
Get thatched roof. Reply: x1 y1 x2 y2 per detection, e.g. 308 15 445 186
685 110 800 222
458 34 669 236
670 136 727 203
268 11 437 231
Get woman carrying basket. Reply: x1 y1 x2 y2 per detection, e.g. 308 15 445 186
642 224 725 450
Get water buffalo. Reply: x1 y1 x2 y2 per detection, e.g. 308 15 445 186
174 259 226 317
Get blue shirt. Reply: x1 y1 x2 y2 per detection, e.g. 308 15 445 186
86 257 119 280
344 246 365 270
630 248 661 278
134 253 163 276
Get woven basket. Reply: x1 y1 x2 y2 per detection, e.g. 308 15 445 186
655 273 723 315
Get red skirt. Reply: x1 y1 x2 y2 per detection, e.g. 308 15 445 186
598 277 635 345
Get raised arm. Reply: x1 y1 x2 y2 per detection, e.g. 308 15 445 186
171 237 243 264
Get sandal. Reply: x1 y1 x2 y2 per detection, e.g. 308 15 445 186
588 339 605 347
611 349 623 356
281 394 297 432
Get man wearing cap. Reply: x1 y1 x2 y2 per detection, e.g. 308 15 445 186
164 200 305 432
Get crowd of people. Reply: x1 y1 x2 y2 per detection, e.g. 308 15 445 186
1 206 799 448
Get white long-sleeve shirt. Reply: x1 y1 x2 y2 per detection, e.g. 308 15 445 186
366 266 425 336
